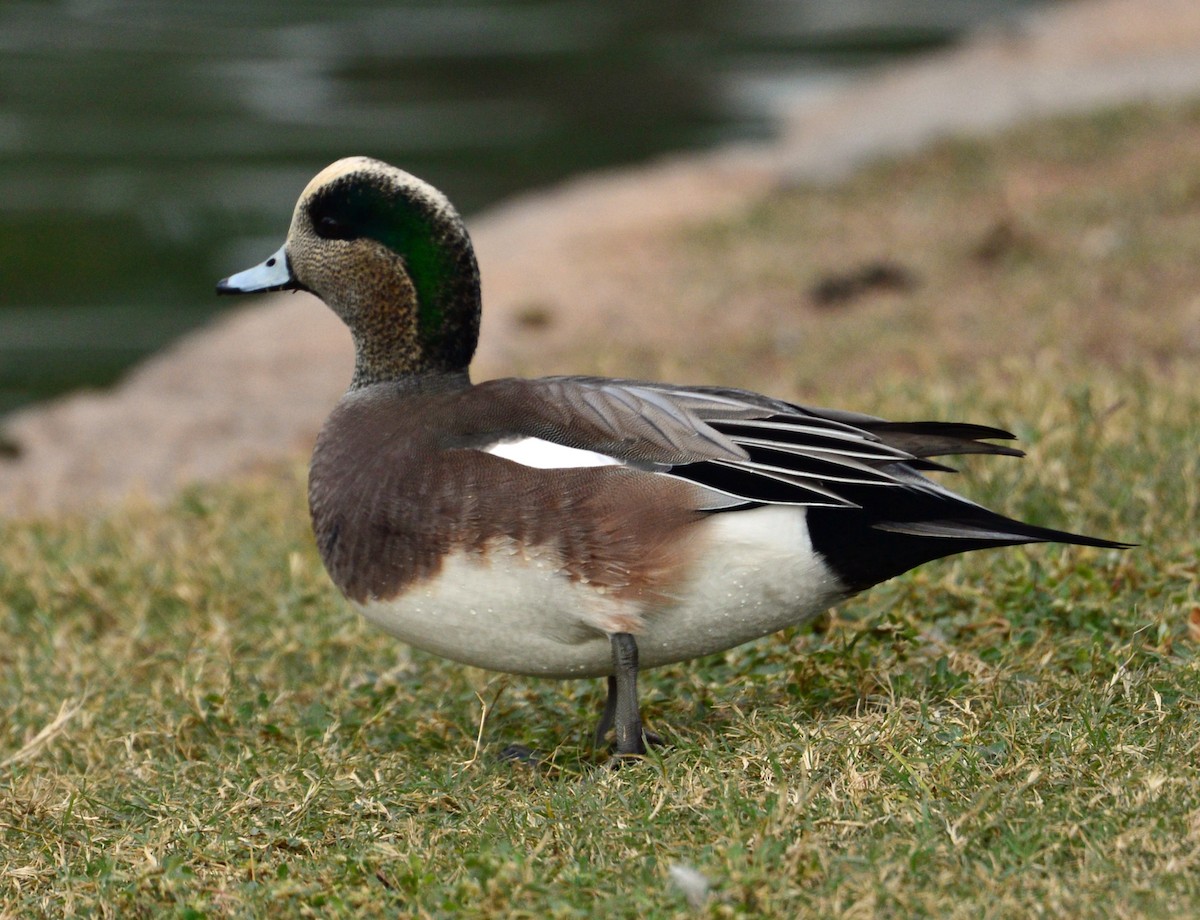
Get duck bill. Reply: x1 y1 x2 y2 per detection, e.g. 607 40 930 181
216 244 306 295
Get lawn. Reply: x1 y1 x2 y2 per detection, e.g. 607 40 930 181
2 103 1198 917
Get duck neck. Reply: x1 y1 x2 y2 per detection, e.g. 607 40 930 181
347 241 481 388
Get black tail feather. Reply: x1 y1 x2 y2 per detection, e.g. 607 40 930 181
863 420 1025 460
808 480 1132 592
872 514 1134 550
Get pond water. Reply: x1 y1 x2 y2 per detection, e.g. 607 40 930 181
0 0 1041 416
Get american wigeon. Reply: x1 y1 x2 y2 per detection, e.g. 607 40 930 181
218 157 1128 757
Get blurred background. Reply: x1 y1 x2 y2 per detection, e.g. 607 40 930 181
0 0 1044 417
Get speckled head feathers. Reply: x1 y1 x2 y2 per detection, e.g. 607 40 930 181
286 157 482 386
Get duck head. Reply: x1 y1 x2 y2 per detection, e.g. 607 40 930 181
218 157 481 386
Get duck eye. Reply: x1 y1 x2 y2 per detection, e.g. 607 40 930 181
315 215 356 241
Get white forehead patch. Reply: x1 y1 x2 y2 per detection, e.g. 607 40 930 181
483 437 622 470
297 156 459 225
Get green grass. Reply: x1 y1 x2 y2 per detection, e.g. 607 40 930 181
3 104 1200 917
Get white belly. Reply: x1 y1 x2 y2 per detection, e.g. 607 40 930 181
354 506 847 679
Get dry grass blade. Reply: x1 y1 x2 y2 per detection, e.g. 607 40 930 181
0 698 85 770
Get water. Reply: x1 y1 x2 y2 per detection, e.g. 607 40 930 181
0 0 1041 416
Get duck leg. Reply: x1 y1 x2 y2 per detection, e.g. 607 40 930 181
594 675 620 748
605 632 647 756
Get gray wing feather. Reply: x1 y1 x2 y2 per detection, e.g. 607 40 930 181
475 375 1020 509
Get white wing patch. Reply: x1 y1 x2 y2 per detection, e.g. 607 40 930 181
483 437 622 469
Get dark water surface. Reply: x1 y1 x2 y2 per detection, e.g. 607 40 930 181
0 0 1040 415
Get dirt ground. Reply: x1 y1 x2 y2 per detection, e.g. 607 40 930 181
3 0 1200 516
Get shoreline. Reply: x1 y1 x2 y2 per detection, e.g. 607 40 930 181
4 0 1200 516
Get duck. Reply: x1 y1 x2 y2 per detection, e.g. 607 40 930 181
217 156 1128 757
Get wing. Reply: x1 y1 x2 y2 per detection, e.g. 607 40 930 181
464 376 1022 511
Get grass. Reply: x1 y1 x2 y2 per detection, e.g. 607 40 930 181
3 103 1200 917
